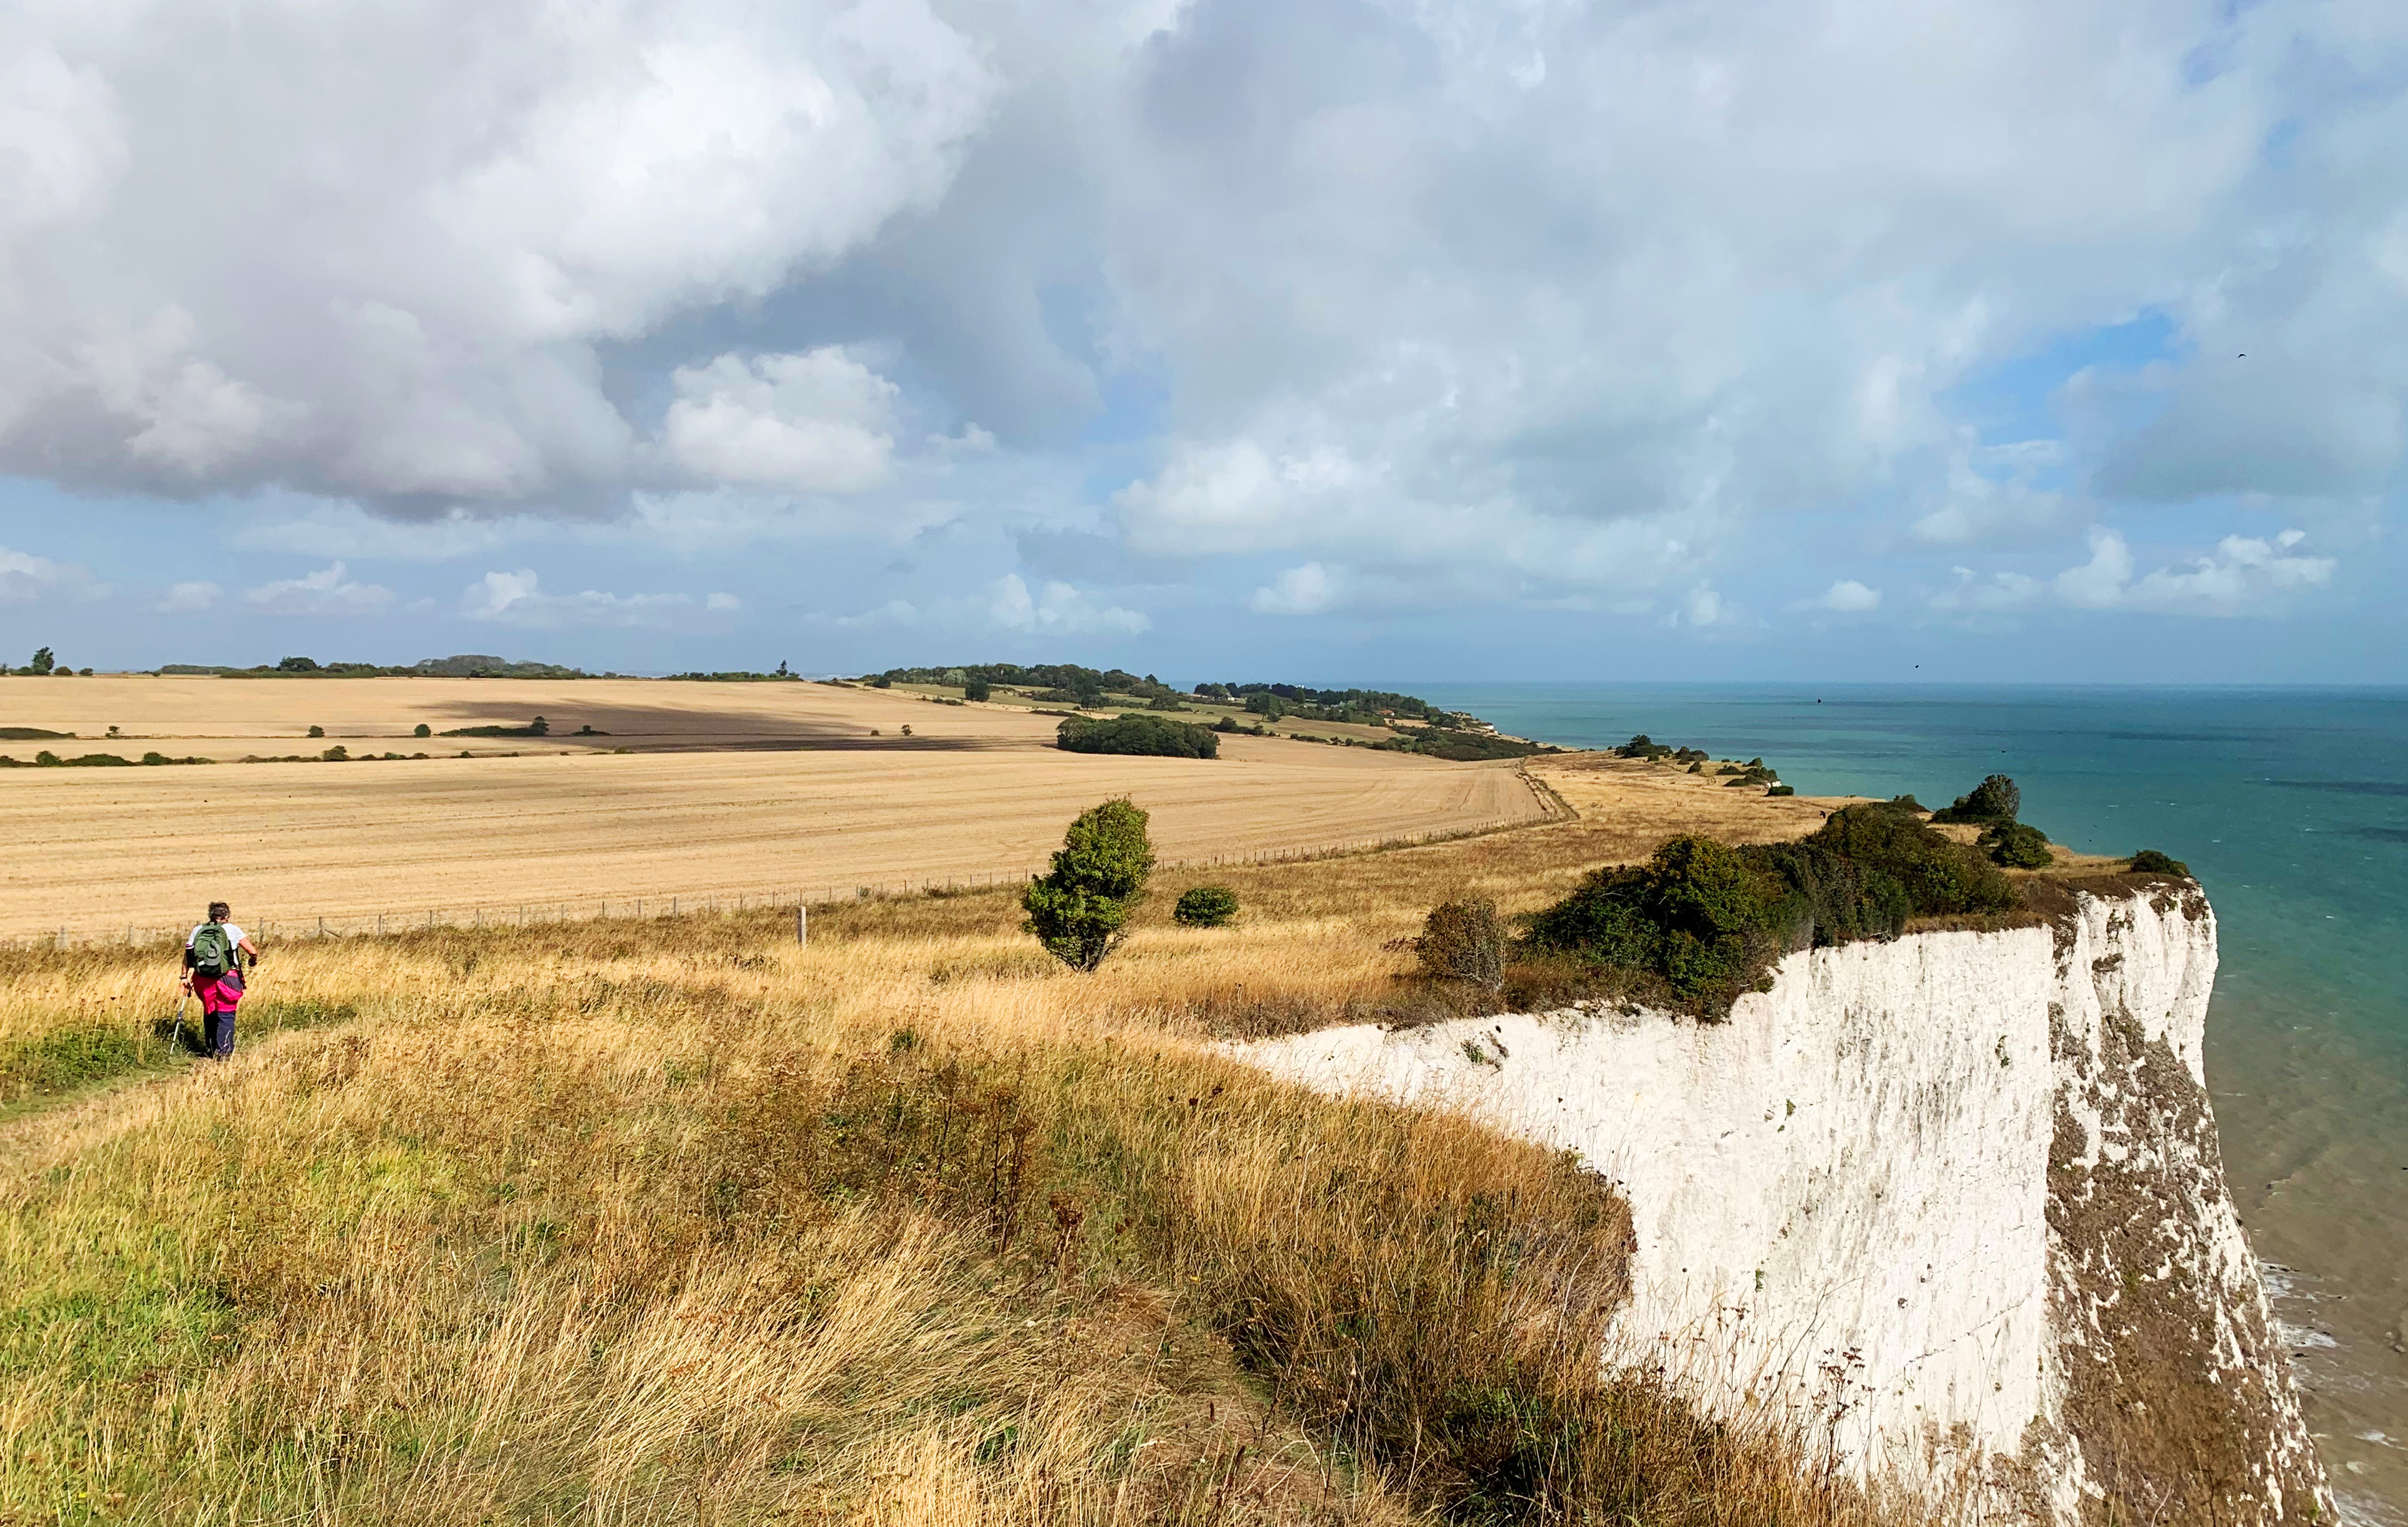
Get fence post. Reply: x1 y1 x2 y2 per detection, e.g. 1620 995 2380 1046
796 903 807 947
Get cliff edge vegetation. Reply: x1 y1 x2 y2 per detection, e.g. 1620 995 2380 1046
0 751 2197 1523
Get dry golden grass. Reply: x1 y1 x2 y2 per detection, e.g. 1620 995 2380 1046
0 763 1931 1526
0 680 1545 942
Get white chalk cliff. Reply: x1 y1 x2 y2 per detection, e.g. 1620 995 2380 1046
1232 885 2331 1522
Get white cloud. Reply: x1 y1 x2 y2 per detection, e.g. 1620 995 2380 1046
0 545 100 604
460 568 739 629
158 580 219 612
242 562 393 615
0 0 2404 642
2050 528 2137 610
2060 526 2336 615
0 46 127 238
234 501 519 562
1931 566 2045 614
1116 441 1368 558
1911 438 2066 546
1809 579 1883 614
986 573 1148 635
1248 562 1340 616
1664 584 1734 628
1933 526 2335 617
0 1 995 504
660 349 899 493
808 598 922 630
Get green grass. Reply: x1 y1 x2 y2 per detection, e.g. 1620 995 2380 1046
0 1000 359 1110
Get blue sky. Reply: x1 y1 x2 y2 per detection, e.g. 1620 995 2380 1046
2 0 2403 685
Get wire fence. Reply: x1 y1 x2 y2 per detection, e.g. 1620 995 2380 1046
13 800 1566 953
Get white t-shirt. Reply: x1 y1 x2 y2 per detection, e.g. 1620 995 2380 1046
188 922 247 950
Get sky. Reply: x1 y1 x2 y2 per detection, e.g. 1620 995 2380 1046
1 0 2404 686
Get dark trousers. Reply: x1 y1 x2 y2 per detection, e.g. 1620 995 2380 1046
202 1008 237 1059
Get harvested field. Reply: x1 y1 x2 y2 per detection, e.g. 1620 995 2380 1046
1 688 1550 939
0 674 1068 758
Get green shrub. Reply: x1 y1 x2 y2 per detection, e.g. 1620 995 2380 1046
1524 836 1780 1011
963 678 991 702
1932 773 2020 824
1982 821 2053 869
1766 784 1795 796
1525 811 2016 1017
1393 729 1556 761
1417 898 1505 991
1746 839 1912 946
307 725 325 738
2129 849 2190 877
1888 794 1927 814
321 745 349 762
413 723 431 738
1144 695 1187 711
1173 885 1240 928
1056 715 1219 759
1801 804 2014 915
1022 797 1156 971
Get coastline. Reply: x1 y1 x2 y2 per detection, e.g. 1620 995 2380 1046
1410 681 2408 1518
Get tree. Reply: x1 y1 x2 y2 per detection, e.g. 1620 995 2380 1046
414 723 431 738
530 716 550 736
1933 774 2020 824
964 678 991 701
277 656 319 672
1023 797 1156 971
28 647 54 675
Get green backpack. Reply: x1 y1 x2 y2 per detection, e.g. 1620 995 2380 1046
191 923 236 980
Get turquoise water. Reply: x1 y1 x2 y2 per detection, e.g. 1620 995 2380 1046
1415 683 2408 1509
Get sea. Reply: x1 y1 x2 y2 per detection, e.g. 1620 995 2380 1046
1415 683 2408 1518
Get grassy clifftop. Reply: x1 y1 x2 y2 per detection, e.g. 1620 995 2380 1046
0 757 1934 1526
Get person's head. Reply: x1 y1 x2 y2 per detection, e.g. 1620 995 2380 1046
208 901 230 923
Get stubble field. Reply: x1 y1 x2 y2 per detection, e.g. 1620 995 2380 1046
0 678 1550 941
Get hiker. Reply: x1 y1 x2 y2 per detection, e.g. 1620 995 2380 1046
181 902 259 1061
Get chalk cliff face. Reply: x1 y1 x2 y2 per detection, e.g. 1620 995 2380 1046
1230 886 2330 1522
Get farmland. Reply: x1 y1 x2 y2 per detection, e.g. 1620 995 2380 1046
0 677 1551 941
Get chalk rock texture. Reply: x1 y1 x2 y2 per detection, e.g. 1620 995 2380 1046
1230 886 2329 1523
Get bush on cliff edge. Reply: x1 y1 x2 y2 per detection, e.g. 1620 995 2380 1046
1524 802 2015 1016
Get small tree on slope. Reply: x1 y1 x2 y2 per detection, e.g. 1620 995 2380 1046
1024 796 1156 971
